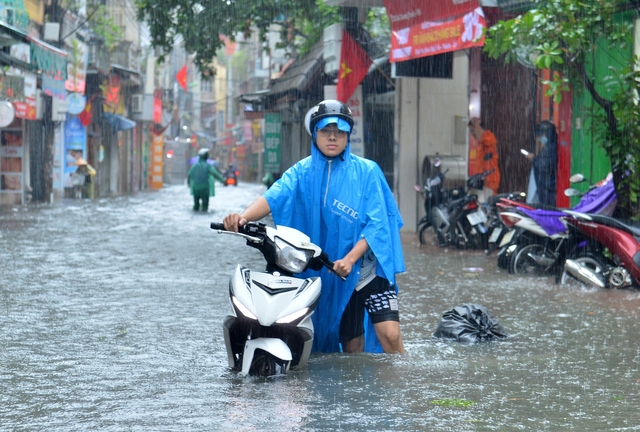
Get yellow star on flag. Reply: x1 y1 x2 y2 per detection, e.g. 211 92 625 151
339 62 352 79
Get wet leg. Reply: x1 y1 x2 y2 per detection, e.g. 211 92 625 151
373 321 405 354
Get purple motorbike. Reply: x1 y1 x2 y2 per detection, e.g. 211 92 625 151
503 174 617 277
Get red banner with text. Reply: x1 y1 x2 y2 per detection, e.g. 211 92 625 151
383 0 486 62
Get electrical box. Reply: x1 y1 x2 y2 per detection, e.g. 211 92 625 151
44 23 60 42
131 94 143 114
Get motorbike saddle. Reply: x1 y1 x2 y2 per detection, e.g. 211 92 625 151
447 195 475 212
587 214 640 238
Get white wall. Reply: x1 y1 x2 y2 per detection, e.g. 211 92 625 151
394 51 470 232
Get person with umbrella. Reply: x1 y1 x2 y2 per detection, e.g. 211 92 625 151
187 148 225 212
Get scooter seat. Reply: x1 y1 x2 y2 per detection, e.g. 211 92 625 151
447 195 475 212
587 214 640 238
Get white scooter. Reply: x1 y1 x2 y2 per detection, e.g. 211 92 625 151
210 221 340 377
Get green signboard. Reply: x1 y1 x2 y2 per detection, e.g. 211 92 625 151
264 113 281 173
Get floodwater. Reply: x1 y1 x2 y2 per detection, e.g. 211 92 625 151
1 182 640 431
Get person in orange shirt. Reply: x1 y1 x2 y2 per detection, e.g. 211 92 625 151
468 117 500 201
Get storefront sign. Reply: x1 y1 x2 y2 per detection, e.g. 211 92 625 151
264 113 281 173
383 0 486 62
150 131 165 189
42 75 66 100
65 39 87 94
63 114 87 187
66 93 86 115
1 129 24 205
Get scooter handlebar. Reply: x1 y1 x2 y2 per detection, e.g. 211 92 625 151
210 222 225 231
314 251 347 281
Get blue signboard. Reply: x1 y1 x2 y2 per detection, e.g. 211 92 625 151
63 114 87 187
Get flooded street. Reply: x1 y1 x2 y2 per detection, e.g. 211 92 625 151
2 182 640 431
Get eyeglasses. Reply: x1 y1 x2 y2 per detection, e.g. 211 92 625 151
318 127 347 138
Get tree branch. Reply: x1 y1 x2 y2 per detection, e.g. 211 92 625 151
572 59 618 134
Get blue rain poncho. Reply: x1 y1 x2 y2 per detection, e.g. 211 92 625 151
263 139 405 353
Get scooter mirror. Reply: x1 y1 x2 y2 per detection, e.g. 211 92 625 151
564 187 582 197
569 173 585 183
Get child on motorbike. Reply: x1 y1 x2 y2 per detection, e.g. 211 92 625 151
223 100 406 354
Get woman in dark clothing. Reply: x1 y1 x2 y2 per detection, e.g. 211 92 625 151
527 121 557 206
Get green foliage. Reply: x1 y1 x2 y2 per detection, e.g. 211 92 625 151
135 0 325 77
364 7 391 51
86 4 123 51
229 49 249 84
431 398 476 408
484 0 639 216
280 0 340 56
593 58 640 216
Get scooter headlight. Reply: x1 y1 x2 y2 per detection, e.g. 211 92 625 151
232 296 257 320
274 237 314 273
275 307 310 324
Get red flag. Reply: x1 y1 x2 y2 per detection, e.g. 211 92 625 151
176 65 187 91
78 101 92 126
336 30 372 102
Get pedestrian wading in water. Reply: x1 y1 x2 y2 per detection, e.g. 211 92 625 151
188 148 225 212
223 100 406 354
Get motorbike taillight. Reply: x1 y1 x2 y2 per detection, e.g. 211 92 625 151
464 201 478 211
499 213 521 228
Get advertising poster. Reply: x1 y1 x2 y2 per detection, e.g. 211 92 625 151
63 115 87 187
383 0 485 62
151 131 164 189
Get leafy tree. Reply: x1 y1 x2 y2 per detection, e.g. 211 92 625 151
484 0 640 216
135 0 337 76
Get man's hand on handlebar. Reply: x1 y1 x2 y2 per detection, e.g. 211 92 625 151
223 213 247 232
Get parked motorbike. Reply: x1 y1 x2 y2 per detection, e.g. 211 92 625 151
210 221 339 377
499 174 617 276
443 169 496 250
415 156 495 250
484 191 527 255
560 208 640 289
415 157 464 246
70 171 86 199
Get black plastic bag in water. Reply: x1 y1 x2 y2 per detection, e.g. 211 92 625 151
433 304 508 343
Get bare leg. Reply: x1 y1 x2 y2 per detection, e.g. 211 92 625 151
373 321 405 354
343 321 404 354
343 335 364 353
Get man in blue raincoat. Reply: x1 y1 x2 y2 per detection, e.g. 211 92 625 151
223 100 405 354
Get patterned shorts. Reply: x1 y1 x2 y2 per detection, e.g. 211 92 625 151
339 276 400 343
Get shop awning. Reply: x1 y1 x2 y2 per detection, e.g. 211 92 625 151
382 0 487 62
0 22 67 78
104 112 136 132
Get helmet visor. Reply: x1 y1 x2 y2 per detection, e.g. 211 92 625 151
315 116 351 133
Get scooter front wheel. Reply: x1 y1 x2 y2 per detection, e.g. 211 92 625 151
249 349 286 377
